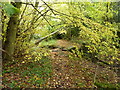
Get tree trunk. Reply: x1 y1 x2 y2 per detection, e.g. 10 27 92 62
3 2 22 61
118 2 120 44
0 6 2 86
117 1 120 25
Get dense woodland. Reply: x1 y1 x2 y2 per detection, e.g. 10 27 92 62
0 0 120 88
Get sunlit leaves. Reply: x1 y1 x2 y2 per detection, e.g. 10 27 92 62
79 20 119 62
60 2 120 63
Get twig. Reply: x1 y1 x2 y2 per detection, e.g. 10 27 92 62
33 9 50 24
44 17 53 27
41 0 56 15
23 10 50 33
18 3 28 25
33 7 47 23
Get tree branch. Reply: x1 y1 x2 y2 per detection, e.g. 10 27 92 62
0 48 14 61
35 26 65 45
41 0 56 15
18 3 28 25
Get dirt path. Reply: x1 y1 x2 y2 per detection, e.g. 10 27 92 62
46 40 118 88
47 48 96 88
47 49 75 88
46 40 78 88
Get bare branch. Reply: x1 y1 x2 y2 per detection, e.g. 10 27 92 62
44 17 53 27
41 0 56 15
33 9 50 23
18 3 28 24
23 9 50 33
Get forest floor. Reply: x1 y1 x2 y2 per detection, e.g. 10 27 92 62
46 40 118 88
2 39 119 88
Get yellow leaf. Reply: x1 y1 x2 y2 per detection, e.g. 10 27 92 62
22 61 25 63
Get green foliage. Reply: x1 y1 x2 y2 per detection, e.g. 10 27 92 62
76 83 85 87
94 82 120 89
20 46 49 63
39 40 57 47
15 36 50 63
59 2 120 64
65 25 80 39
79 22 118 60
68 46 83 60
21 57 52 87
0 2 19 17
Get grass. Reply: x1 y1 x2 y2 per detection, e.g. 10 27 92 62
39 39 57 47
94 81 120 89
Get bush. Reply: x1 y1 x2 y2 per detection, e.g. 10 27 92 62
78 20 119 64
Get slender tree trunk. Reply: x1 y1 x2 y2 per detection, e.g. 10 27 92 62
118 2 120 23
117 2 120 44
3 2 22 61
106 2 110 22
0 6 2 86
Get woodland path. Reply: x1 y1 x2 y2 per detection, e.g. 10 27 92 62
46 40 117 88
2 40 118 88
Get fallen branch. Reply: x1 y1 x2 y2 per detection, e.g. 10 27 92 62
35 26 65 45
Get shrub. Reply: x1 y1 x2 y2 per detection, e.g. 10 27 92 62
78 20 119 64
